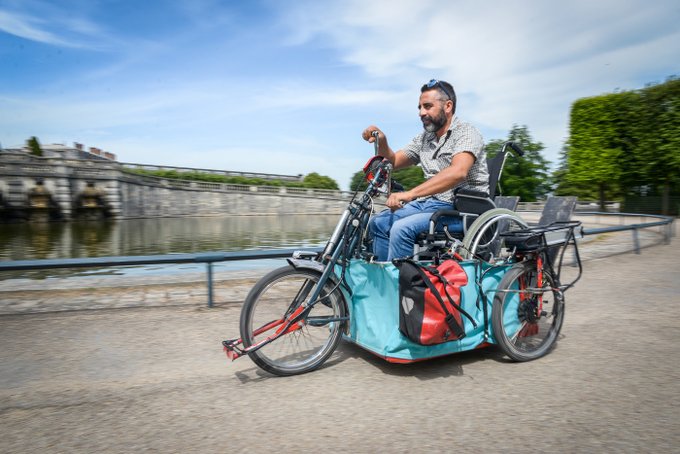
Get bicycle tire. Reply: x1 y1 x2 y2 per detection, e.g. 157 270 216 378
240 265 346 376
491 261 564 361
461 208 528 260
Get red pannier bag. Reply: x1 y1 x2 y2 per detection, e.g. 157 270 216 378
395 259 477 345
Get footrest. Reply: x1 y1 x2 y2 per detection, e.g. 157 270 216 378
222 339 245 361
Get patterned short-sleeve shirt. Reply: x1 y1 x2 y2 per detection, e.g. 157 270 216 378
402 116 488 204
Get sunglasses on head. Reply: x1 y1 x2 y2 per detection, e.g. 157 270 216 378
426 79 454 101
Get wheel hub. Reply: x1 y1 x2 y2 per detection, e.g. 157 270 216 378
517 298 541 323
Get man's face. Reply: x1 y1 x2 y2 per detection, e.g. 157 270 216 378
418 90 449 133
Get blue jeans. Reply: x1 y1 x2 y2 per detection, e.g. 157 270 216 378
368 198 464 261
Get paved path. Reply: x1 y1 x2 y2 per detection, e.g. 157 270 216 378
0 223 678 452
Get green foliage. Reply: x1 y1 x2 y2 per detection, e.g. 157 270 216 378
634 78 680 194
124 168 339 190
349 165 425 192
349 170 367 192
393 166 425 190
27 136 43 157
486 125 551 202
558 92 634 206
301 172 339 190
556 76 680 212
553 147 598 199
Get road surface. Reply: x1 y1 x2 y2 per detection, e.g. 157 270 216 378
1 231 679 452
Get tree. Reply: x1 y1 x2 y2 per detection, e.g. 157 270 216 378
557 77 680 213
349 165 425 192
560 93 635 210
27 136 43 157
393 166 425 190
349 170 367 192
301 172 339 190
633 77 680 213
486 125 551 202
553 146 597 199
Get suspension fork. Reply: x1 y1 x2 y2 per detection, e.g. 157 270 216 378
281 204 363 325
323 209 350 259
266 226 352 332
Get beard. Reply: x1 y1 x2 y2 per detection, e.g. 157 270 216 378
421 109 447 132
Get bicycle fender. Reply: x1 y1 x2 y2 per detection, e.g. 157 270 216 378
286 258 345 290
286 257 325 273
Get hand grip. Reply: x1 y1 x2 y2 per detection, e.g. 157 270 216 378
508 141 525 156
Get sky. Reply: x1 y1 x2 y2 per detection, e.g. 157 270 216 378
1 0 679 190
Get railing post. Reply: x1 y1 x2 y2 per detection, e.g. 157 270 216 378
666 221 673 243
632 228 640 254
207 262 214 308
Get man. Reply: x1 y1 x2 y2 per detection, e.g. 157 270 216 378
362 79 489 261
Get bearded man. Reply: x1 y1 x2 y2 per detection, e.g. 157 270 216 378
362 79 489 261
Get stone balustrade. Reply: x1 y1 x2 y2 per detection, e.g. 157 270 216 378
0 153 353 220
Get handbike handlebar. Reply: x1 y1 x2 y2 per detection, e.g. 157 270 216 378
372 130 380 156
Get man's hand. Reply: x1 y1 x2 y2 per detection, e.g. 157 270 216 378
362 126 384 143
386 191 414 210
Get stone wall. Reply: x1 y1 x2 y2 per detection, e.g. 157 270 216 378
0 153 350 220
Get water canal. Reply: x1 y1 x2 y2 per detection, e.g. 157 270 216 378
0 215 339 279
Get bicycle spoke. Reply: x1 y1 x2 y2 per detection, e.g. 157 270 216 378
492 261 564 361
240 266 345 376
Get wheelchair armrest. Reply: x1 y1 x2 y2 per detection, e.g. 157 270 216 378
427 209 460 235
454 188 489 199
454 189 495 215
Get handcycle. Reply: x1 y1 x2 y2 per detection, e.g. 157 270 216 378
222 136 583 375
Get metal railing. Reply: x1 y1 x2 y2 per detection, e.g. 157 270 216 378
0 248 323 308
518 201 621 212
577 211 675 254
0 212 674 308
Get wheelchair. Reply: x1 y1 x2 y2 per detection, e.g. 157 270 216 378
413 141 528 262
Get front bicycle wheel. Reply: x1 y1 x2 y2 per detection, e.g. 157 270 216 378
240 265 346 376
491 261 564 361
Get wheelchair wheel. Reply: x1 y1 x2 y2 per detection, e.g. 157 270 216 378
240 265 346 376
491 261 564 361
460 208 528 260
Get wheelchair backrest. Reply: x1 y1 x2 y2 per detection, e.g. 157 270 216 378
538 197 577 226
538 196 578 266
486 152 508 199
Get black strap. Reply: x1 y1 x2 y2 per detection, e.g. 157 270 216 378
415 265 465 339
405 260 477 339
475 260 489 340
424 264 477 327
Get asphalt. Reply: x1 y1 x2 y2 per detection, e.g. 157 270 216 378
0 221 678 453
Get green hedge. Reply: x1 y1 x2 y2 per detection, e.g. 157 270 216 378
557 76 680 213
125 168 339 190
